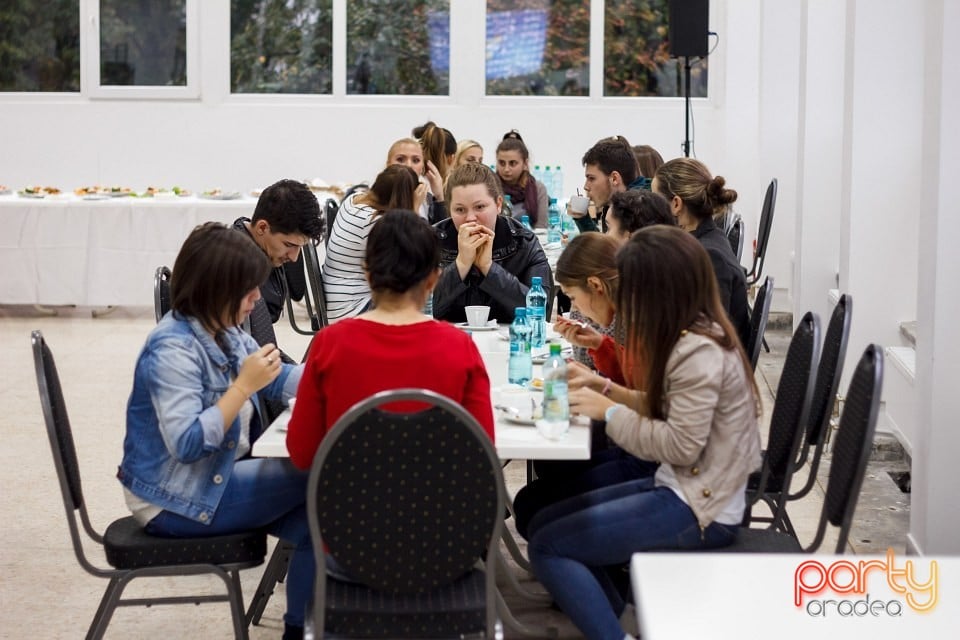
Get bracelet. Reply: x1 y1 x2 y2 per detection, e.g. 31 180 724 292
601 378 613 397
230 383 251 400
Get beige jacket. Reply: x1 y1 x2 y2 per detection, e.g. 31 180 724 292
606 330 761 528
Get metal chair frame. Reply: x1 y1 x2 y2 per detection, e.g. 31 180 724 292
285 239 329 336
746 178 777 286
32 330 262 640
746 276 774 371
153 265 171 323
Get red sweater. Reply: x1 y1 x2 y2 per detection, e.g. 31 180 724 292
286 318 494 470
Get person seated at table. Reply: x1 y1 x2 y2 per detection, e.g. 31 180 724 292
494 130 548 228
412 121 458 223
631 144 664 183
118 222 311 640
512 232 659 540
527 225 762 640
287 210 494 470
572 135 647 234
605 189 674 243
323 164 426 323
232 179 324 324
385 137 445 223
432 162 554 324
454 139 484 167
652 158 751 349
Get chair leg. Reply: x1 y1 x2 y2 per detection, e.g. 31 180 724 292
86 576 126 640
500 526 534 574
227 570 251 640
246 541 293 626
495 588 558 639
494 547 552 604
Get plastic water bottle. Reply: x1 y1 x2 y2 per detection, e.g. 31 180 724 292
542 166 553 197
538 343 570 439
512 199 527 220
503 194 513 217
533 164 543 185
422 290 433 317
508 307 533 385
520 214 532 230
547 198 562 244
526 276 547 348
552 166 564 201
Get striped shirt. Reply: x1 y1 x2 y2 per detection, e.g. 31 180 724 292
322 192 378 322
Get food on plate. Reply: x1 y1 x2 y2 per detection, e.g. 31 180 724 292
74 185 132 197
0 185 10 194
529 378 543 390
20 185 61 196
172 186 190 196
203 188 223 197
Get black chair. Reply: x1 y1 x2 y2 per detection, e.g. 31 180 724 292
745 276 774 370
153 265 171 323
746 178 777 286
284 239 329 337
32 330 266 640
323 197 340 248
724 213 745 261
742 312 820 533
746 295 853 538
304 389 504 639
725 344 883 553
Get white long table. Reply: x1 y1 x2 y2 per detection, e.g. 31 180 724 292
251 324 592 461
630 553 959 639
0 194 255 306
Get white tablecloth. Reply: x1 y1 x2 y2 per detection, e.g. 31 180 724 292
0 194 256 306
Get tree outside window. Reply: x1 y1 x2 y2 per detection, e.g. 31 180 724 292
0 0 80 92
231 0 333 94
347 0 449 96
99 0 187 86
485 0 589 96
604 0 707 98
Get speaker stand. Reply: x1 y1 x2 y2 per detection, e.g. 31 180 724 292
682 55 692 157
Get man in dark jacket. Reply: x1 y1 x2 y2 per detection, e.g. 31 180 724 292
573 136 649 234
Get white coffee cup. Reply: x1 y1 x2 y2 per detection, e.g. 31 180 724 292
465 305 491 327
568 194 590 217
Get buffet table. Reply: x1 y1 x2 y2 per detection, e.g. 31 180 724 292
0 194 257 307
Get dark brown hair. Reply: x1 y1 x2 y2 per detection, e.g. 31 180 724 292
632 145 664 178
365 210 440 295
616 225 758 420
608 190 675 234
443 162 503 207
171 222 271 335
555 232 620 301
252 179 323 242
653 158 738 220
413 121 456 180
581 136 639 185
358 164 420 213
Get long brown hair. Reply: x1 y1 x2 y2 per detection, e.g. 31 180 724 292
413 121 454 181
653 158 738 221
555 232 620 301
616 225 758 419
357 164 419 213
171 222 271 335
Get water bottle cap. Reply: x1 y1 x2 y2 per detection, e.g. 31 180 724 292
504 194 512 202
549 197 557 204
532 276 542 286
514 307 526 318
550 343 562 355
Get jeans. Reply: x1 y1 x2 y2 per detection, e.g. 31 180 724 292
527 477 737 640
145 458 312 627
513 447 659 539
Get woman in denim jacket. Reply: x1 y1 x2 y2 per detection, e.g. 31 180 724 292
118 223 309 640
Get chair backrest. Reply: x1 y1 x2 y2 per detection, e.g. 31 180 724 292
32 330 104 574
323 198 339 248
302 240 329 330
307 389 504 595
747 178 777 284
808 344 883 553
153 265 171 323
724 213 745 261
804 295 853 455
746 276 774 370
755 312 820 504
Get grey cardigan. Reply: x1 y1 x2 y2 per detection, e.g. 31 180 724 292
606 330 761 528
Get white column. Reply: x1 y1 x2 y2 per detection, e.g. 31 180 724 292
908 0 960 556
793 0 846 326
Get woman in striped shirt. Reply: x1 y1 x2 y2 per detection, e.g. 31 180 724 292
322 165 426 322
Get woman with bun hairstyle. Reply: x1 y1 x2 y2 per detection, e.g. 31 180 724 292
652 158 751 349
385 137 446 223
411 121 457 223
495 130 549 228
288 210 494 471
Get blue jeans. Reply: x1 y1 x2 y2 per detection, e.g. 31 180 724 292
527 477 737 640
145 458 312 627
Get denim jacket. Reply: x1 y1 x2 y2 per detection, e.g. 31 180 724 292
117 312 301 525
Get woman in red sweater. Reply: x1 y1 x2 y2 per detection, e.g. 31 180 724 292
286 210 494 470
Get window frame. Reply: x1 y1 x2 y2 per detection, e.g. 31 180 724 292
83 0 201 100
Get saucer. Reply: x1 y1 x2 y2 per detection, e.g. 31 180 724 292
456 320 498 331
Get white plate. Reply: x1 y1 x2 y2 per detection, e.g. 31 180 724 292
495 407 536 426
532 347 572 364
456 320 499 331
17 191 45 199
199 191 242 200
0 188 12 196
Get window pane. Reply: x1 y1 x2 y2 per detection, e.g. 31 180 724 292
485 0 589 96
231 0 333 94
99 0 187 86
604 0 707 97
347 0 449 96
0 1 79 92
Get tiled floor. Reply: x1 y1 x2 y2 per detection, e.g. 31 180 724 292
0 304 909 639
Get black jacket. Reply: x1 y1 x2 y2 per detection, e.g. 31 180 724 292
433 215 554 323
692 218 752 349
